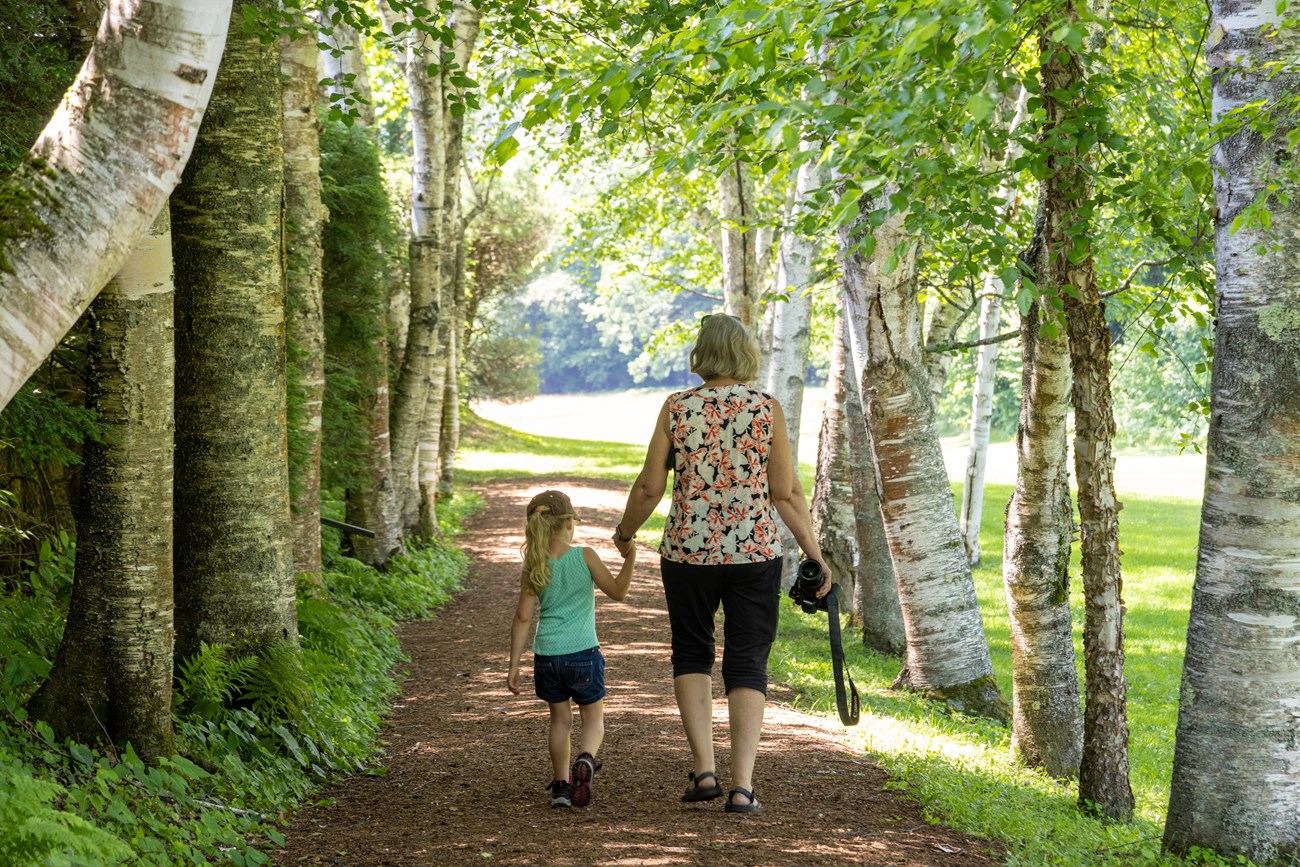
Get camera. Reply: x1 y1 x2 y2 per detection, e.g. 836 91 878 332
788 558 828 614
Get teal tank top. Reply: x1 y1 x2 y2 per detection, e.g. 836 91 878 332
533 546 599 656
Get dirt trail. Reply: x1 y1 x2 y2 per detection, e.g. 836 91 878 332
276 477 1001 866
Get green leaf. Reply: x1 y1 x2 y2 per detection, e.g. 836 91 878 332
966 92 996 123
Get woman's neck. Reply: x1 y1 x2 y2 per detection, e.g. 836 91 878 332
701 376 742 388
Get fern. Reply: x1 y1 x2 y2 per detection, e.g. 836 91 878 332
0 757 130 866
241 640 310 722
175 642 258 721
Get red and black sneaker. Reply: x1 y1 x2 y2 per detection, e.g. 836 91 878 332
570 753 601 807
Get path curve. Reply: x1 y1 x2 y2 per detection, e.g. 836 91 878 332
276 477 1000 866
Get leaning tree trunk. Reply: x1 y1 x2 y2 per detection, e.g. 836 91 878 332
717 159 760 330
282 25 328 582
380 0 448 534
0 0 229 412
959 86 1030 566
28 211 176 760
838 189 1007 720
171 0 296 661
1003 203 1082 777
1041 2 1133 820
1164 4 1300 862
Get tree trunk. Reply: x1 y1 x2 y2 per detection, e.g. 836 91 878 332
1003 203 1082 777
1041 3 1133 820
838 189 1007 720
380 0 447 534
318 14 377 128
922 295 964 410
0 0 230 412
717 159 760 329
842 315 906 657
171 0 296 661
812 313 859 615
28 211 176 759
959 86 1030 566
282 26 327 582
1164 4 1300 861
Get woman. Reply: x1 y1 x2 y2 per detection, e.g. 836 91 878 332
612 312 830 815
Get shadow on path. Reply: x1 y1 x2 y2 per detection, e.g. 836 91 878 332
276 477 1000 866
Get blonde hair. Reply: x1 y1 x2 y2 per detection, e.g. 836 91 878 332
690 313 760 382
521 506 571 596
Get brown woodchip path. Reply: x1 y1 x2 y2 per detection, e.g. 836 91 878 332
275 477 1001 866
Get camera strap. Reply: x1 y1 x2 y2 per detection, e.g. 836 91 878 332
825 585 860 726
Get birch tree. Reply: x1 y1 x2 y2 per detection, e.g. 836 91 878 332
1041 1 1133 820
1164 3 1300 860
171 0 297 660
27 211 176 759
1002 205 1082 777
959 86 1030 566
839 189 1007 720
380 0 449 534
283 23 328 581
718 159 761 329
0 0 229 413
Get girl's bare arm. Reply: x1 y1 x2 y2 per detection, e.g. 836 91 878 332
584 545 637 602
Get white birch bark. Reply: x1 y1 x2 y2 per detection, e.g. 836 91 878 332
1003 205 1083 776
319 13 376 128
0 0 230 412
380 0 447 533
1164 2 1300 860
960 86 1030 566
28 210 176 759
282 27 327 581
1041 1 1133 820
838 188 1007 720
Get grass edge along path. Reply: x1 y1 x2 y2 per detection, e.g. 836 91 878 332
459 411 1234 867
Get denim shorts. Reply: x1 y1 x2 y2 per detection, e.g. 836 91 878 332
533 646 606 706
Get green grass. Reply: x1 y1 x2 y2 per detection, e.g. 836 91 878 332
460 413 1224 867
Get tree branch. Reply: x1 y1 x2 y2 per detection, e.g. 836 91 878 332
928 329 1021 354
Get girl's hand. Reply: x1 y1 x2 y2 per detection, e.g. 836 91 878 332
507 667 521 694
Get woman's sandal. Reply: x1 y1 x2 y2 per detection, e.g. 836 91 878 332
681 770 724 802
724 786 762 814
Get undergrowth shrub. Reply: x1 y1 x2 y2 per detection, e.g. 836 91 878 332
0 491 476 865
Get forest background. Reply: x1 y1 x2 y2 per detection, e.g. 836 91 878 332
0 0 1296 866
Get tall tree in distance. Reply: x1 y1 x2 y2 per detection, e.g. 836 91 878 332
717 159 761 329
28 211 177 760
171 0 297 661
1164 2 1300 861
1041 1 1133 820
0 0 230 412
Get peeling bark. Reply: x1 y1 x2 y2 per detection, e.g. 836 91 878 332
717 160 760 329
838 188 1007 721
1164 2 1300 861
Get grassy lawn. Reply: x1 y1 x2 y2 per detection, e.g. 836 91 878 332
458 412 1213 866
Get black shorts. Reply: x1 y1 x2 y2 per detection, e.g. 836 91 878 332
659 557 782 695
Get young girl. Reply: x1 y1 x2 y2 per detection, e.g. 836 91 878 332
507 489 636 808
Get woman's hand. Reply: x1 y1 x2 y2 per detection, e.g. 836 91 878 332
812 559 833 599
507 666 521 695
612 524 634 557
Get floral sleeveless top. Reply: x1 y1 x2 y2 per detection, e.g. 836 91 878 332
659 383 783 565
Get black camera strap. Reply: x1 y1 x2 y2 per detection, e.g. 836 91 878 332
825 585 860 727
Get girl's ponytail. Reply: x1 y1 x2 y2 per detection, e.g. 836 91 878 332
522 506 563 596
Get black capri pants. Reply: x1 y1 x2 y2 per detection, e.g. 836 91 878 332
660 556 782 695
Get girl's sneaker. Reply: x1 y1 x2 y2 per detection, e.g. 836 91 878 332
547 779 572 808
570 753 600 807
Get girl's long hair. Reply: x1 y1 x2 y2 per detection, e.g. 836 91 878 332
521 506 569 596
